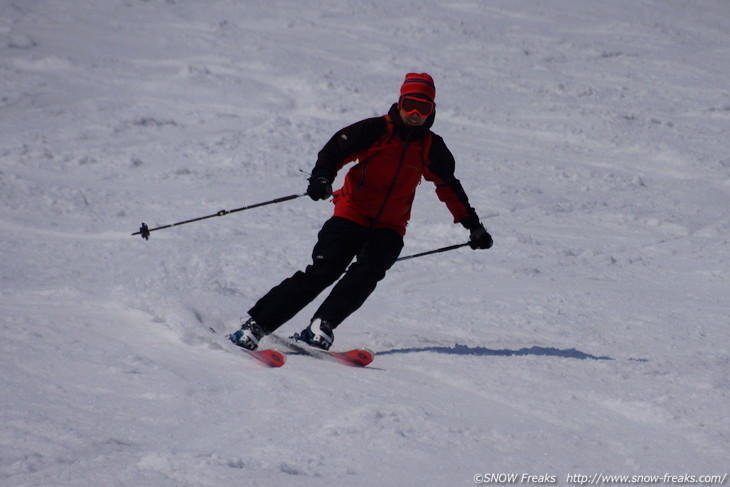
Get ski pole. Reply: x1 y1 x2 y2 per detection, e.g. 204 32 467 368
396 242 470 262
133 193 306 240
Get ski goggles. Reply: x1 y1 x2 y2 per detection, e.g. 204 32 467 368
399 95 435 117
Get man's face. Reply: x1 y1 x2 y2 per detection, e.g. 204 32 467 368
398 95 433 127
399 108 428 127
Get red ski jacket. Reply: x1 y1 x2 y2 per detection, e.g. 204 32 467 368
312 104 478 237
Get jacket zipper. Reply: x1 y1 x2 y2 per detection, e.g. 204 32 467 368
371 141 409 226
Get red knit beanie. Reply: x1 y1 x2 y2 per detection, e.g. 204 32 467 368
400 73 436 101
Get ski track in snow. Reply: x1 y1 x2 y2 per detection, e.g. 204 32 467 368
1 1 728 486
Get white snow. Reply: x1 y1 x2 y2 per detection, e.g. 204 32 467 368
1 1 729 486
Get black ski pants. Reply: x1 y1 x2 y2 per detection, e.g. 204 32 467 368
248 217 404 333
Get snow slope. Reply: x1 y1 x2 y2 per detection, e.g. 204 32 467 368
1 1 728 486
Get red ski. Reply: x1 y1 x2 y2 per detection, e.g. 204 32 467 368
241 348 287 368
325 348 375 367
209 327 286 368
269 334 374 367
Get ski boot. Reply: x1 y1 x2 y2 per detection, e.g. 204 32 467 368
297 318 334 351
228 317 265 351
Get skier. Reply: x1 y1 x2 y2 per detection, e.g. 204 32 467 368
229 73 493 351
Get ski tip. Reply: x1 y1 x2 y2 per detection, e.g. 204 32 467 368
244 348 287 367
338 348 375 367
270 349 287 367
264 349 287 367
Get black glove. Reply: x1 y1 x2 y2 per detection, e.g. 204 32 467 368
468 224 493 250
307 177 332 201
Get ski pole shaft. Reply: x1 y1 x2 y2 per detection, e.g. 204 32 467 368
396 242 470 262
133 193 306 240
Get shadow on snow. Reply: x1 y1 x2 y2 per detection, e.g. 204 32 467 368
379 343 615 361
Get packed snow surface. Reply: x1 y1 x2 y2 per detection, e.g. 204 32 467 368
1 1 728 486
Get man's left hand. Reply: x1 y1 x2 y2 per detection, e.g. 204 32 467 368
469 225 493 249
